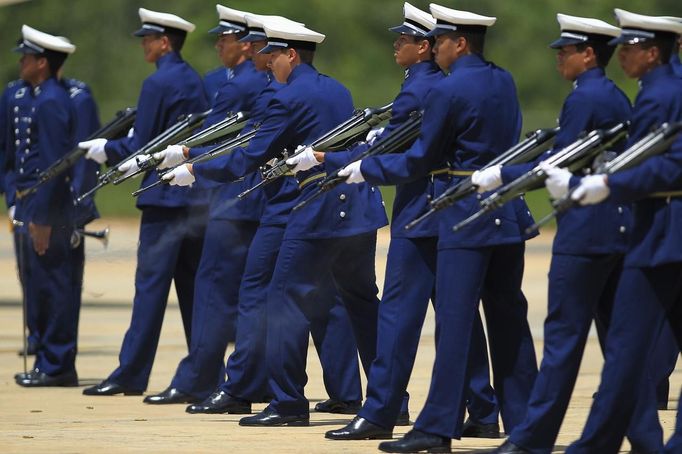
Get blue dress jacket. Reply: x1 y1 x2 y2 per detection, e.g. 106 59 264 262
501 67 633 255
361 54 533 249
188 60 268 221
326 60 445 238
2 79 30 207
606 64 682 268
104 51 209 209
194 63 387 238
62 78 101 227
12 77 76 226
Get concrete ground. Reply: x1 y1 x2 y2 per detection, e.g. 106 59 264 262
0 219 679 453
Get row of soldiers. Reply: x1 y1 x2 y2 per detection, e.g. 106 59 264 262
3 2 682 453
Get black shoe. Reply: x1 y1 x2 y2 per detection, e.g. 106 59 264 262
484 440 530 454
82 380 143 396
143 386 198 405
314 398 362 414
462 417 500 438
17 341 39 356
395 411 411 426
14 368 38 381
378 429 451 453
325 416 393 440
16 370 78 387
239 406 309 427
185 390 251 414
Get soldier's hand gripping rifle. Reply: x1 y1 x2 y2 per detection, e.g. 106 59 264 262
404 126 560 230
16 107 137 199
112 111 249 184
131 127 259 197
527 120 682 234
292 110 423 211
451 121 629 233
76 110 210 203
237 102 394 199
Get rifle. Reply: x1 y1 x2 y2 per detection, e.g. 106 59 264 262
451 121 629 233
292 110 423 211
131 127 259 197
237 102 393 199
112 111 248 184
76 110 210 203
526 120 682 234
16 107 136 198
404 127 559 230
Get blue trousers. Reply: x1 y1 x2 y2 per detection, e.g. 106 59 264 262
567 263 682 454
266 232 380 416
509 253 662 454
220 224 362 403
14 226 40 347
27 225 81 375
360 236 499 429
108 206 207 391
170 218 258 399
414 243 538 439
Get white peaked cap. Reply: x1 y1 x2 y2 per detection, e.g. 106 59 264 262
389 3 436 36
550 14 620 48
611 9 682 44
210 4 249 34
14 25 75 54
240 14 305 42
134 7 195 36
260 22 325 53
428 3 496 36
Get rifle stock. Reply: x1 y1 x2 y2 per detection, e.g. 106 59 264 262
16 107 136 199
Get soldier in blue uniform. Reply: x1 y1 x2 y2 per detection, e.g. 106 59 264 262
546 10 682 454
80 8 210 396
162 16 365 417
164 20 385 425
2 77 39 356
10 25 80 387
291 3 499 440
475 14 666 454
339 5 539 451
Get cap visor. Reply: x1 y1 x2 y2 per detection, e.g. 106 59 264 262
208 24 243 35
426 26 451 37
133 27 157 37
12 43 39 54
608 35 639 46
240 32 267 43
549 37 587 48
388 24 425 36
259 43 280 54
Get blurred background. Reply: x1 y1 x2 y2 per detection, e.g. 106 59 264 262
0 0 679 218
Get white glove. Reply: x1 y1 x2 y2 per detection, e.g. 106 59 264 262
161 164 195 187
153 145 186 169
338 160 365 184
117 155 152 179
126 126 135 138
571 174 610 205
286 146 319 173
365 127 384 145
80 138 108 164
471 165 502 192
541 162 573 199
8 205 15 222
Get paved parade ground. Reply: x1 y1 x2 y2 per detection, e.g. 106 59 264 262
0 219 679 453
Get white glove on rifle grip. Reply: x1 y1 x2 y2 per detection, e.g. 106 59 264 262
366 127 384 145
471 165 502 192
285 146 319 173
571 174 610 205
80 138 108 164
541 162 572 199
338 160 365 184
161 164 196 187
118 155 152 178
153 145 186 169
